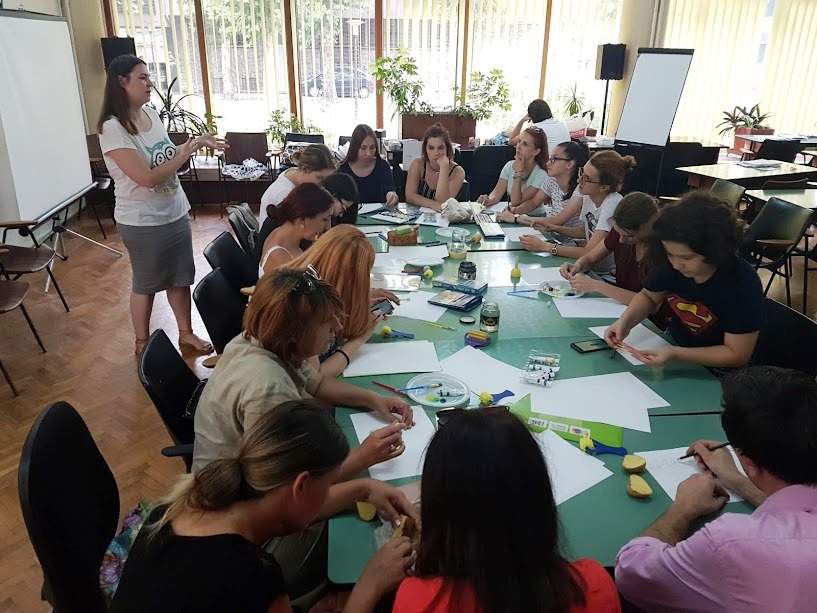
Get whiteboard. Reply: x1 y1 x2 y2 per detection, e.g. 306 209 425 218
0 12 93 222
616 49 694 147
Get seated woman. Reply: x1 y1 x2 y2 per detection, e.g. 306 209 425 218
405 123 466 212
605 191 762 369
258 183 334 277
323 171 362 226
259 143 335 225
560 192 659 305
338 124 399 208
392 407 620 612
477 126 549 216
112 401 415 613
290 225 399 378
498 141 588 234
194 268 413 478
520 150 636 281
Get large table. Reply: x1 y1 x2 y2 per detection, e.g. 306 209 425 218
746 188 817 210
326 214 741 585
678 162 817 189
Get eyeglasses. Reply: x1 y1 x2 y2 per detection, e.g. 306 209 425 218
291 265 321 295
578 166 601 184
528 126 544 133
548 156 570 163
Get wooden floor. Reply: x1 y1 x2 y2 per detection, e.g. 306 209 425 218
0 206 814 611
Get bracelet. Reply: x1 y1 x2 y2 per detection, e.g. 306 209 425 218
336 349 350 366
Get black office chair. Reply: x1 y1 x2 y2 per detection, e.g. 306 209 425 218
709 179 746 211
18 401 119 613
741 197 814 306
658 142 703 197
468 145 514 199
193 268 247 354
456 179 471 202
203 231 258 292
753 298 817 376
762 178 810 190
338 136 352 147
285 132 325 145
137 329 205 470
228 207 260 259
741 139 801 163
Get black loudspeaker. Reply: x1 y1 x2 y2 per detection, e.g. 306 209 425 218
595 43 626 80
101 37 137 70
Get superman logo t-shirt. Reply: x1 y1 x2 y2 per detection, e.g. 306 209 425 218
643 257 762 348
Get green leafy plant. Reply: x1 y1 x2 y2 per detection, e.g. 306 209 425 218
371 47 433 118
451 69 512 122
266 109 321 146
152 77 207 135
716 104 773 137
204 112 222 134
558 83 595 124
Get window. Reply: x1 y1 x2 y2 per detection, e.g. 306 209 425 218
201 0 290 132
112 0 205 123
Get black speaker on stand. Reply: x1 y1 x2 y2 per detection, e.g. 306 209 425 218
595 43 626 135
101 37 137 70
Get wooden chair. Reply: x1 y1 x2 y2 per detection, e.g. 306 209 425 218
0 278 46 396
0 238 69 312
218 132 272 217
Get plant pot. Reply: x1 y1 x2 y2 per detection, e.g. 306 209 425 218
732 127 775 157
400 113 477 147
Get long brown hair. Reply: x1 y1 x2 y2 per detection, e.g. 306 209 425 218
289 225 375 338
421 123 454 162
522 126 549 169
242 268 343 365
291 144 335 172
341 123 381 166
96 54 146 135
586 150 637 192
151 400 349 537
267 183 334 224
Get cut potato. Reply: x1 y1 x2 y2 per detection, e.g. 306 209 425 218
627 474 653 498
356 501 377 521
622 454 647 473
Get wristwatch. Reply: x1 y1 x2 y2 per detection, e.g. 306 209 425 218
513 214 520 224
550 244 559 256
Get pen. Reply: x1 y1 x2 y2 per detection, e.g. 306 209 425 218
422 321 456 331
423 241 443 247
372 381 408 397
678 442 731 460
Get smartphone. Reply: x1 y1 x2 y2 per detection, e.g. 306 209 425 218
371 299 394 316
570 338 611 354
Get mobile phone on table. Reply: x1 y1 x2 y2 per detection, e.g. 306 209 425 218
570 338 610 354
371 298 394 316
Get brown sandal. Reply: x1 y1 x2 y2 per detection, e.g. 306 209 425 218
178 329 213 354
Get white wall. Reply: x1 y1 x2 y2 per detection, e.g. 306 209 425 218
7 1 61 16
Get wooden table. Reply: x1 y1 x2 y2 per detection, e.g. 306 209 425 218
745 189 817 209
679 162 817 189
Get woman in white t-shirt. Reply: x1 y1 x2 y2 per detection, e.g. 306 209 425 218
98 55 225 356
259 144 335 225
478 127 549 217
508 99 571 154
521 150 636 280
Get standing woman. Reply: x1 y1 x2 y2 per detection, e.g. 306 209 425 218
405 123 466 212
338 124 399 207
98 55 225 356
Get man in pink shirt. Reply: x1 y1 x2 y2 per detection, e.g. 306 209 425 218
615 366 817 612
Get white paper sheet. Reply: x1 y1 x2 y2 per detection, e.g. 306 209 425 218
344 340 441 377
552 297 627 319
351 407 436 481
531 252 552 258
520 267 565 286
390 291 448 322
415 210 450 228
533 429 614 505
503 226 545 242
588 324 673 366
373 244 450 268
634 447 748 503
439 348 663 431
480 201 508 214
360 202 385 215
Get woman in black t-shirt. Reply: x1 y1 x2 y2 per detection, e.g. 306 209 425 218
605 192 762 369
111 400 415 613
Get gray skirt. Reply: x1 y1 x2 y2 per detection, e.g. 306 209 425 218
118 216 195 295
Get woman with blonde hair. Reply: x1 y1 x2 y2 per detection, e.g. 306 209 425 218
112 400 417 612
289 225 398 377
259 143 336 224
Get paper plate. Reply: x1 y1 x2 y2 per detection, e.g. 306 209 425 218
404 373 470 408
435 227 471 239
406 257 444 267
538 281 584 299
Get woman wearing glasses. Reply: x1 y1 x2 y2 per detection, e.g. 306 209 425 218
338 124 399 208
477 127 549 216
521 150 636 281
258 184 335 277
322 172 362 226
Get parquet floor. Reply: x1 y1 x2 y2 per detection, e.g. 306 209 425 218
0 205 814 611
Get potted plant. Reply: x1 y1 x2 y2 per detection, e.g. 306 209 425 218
372 47 434 139
266 110 320 147
717 104 774 156
448 69 512 140
559 83 596 136
152 77 208 135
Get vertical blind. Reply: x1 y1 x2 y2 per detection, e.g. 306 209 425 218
759 0 817 135
659 0 767 142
